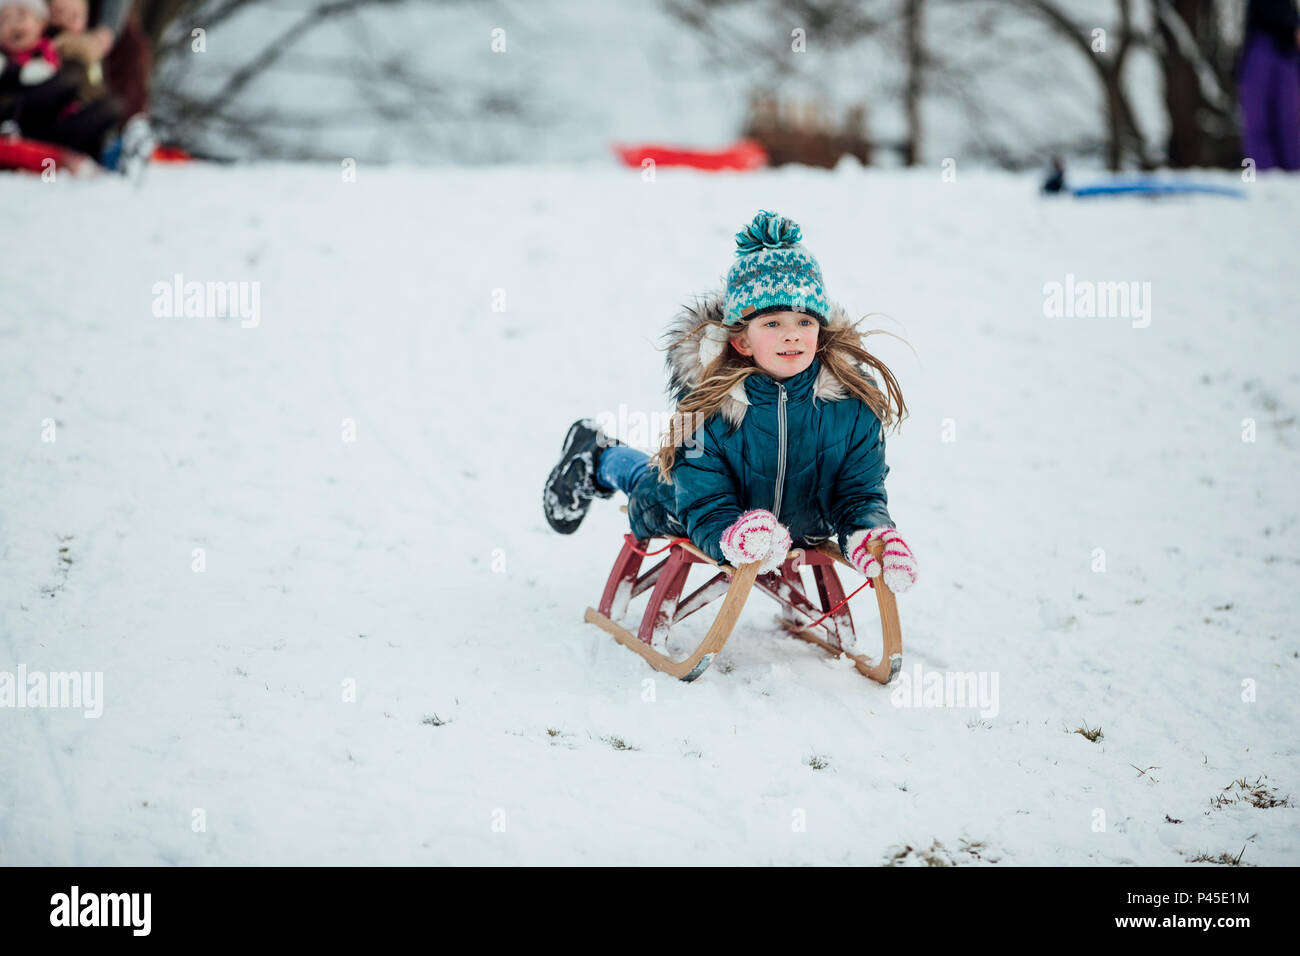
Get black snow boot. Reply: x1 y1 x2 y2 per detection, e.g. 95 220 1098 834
543 419 623 534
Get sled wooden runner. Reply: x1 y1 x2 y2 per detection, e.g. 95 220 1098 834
584 507 903 683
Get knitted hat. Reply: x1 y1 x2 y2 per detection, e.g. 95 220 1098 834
723 210 830 326
1 0 49 17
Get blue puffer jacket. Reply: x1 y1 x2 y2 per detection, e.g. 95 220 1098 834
628 295 895 565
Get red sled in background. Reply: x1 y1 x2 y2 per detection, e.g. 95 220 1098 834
612 138 767 171
0 136 195 176
0 134 100 176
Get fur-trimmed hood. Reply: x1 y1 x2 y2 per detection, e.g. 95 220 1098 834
630 290 894 562
663 290 858 427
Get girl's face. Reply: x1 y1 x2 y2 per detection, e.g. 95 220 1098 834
730 311 819 380
0 4 45 52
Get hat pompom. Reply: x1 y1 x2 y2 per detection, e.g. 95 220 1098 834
734 209 802 255
19 56 57 86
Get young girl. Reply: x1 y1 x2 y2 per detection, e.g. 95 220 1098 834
543 210 917 594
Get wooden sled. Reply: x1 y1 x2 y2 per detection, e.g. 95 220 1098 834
584 507 903 683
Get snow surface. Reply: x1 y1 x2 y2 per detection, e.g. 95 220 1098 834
1 161 1298 865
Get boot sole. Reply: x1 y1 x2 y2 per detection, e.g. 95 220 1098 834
543 420 599 534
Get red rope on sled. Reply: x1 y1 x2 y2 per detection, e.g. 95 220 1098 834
799 579 874 632
626 534 876 631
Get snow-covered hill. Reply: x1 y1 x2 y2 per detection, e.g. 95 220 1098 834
1 161 1297 865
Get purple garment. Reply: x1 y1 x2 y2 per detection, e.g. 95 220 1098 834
1239 32 1300 171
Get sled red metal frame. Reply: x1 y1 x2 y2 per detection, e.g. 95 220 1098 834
584 512 903 683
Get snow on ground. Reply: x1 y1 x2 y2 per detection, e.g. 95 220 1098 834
1 161 1298 865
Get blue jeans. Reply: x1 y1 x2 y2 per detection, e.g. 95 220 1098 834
597 446 652 496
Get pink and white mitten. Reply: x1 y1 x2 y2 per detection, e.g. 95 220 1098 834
720 509 792 574
845 527 917 593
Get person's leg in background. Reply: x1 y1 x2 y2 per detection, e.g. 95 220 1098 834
1239 33 1280 170
30 96 123 161
1271 49 1300 171
595 445 652 496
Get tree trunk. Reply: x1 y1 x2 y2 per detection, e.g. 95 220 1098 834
903 0 925 166
1104 83 1123 170
1156 0 1241 168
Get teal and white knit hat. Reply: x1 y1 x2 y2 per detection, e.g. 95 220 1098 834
723 210 830 326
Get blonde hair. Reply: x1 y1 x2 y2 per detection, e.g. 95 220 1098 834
650 316 908 481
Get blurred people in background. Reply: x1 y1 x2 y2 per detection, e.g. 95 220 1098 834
1238 0 1300 171
1 0 122 156
0 0 150 172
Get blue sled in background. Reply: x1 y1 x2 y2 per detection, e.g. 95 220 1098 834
1071 177 1246 199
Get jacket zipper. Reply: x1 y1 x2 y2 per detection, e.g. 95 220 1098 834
773 384 788 520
